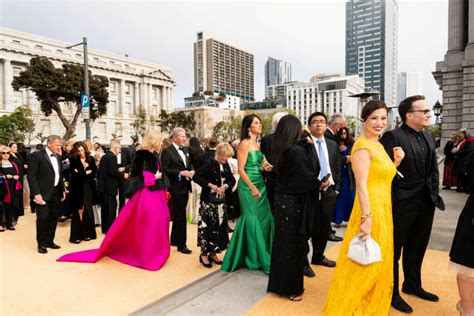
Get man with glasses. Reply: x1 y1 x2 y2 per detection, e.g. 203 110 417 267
381 95 445 313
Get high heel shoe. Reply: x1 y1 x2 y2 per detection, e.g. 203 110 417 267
199 255 212 268
456 301 464 315
208 255 223 265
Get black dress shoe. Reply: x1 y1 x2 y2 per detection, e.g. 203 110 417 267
6 226 15 231
402 287 439 302
37 245 48 254
303 265 315 277
391 294 413 313
208 255 223 265
46 242 61 249
199 255 212 268
58 216 67 223
178 246 192 254
328 233 343 242
312 257 336 268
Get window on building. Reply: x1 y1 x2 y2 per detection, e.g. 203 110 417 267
99 122 107 140
125 84 130 95
109 82 116 93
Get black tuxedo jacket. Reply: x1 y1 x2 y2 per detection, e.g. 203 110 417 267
381 124 445 209
119 147 133 173
324 129 337 143
300 136 341 192
27 149 65 201
161 145 194 195
97 151 124 195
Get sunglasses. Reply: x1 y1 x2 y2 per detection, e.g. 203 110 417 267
0 152 10 155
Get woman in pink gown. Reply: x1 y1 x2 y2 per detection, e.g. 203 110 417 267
58 131 171 271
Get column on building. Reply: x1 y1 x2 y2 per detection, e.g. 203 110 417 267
161 86 167 112
167 86 172 111
170 87 174 111
134 82 140 109
147 83 152 113
119 79 125 116
2 59 12 109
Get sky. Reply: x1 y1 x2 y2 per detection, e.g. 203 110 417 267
1 0 448 109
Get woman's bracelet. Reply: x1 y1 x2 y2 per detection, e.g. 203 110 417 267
361 213 373 221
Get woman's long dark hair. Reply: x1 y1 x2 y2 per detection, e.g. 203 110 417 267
240 114 261 141
271 115 302 173
70 141 91 159
337 127 355 147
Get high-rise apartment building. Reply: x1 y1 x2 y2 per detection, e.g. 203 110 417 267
264 57 291 97
397 71 422 103
193 32 254 102
345 0 398 108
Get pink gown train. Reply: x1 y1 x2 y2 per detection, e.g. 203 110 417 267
57 171 170 271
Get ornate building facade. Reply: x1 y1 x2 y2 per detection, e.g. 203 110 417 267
0 27 176 144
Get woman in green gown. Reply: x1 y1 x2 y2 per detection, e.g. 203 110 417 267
222 114 274 275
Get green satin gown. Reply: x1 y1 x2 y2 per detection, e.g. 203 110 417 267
222 150 274 275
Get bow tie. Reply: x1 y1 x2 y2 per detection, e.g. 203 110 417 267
50 154 55 157
178 147 184 151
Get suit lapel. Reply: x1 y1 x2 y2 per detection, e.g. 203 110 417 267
403 127 424 175
42 150 55 171
170 145 186 168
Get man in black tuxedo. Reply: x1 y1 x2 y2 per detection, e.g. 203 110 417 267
381 95 445 314
306 112 341 269
28 135 66 254
98 139 128 234
324 113 346 143
117 145 132 211
161 127 195 254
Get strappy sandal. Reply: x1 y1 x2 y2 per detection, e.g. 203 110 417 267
456 301 464 315
288 294 303 301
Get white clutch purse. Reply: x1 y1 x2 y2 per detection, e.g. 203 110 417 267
347 236 382 265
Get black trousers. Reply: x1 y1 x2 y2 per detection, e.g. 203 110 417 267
35 186 61 246
101 193 117 234
170 192 189 248
393 191 435 295
118 179 127 212
311 188 337 262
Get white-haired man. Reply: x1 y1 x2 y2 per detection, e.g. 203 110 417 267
161 127 195 254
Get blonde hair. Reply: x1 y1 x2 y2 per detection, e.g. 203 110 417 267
83 139 93 152
215 142 234 157
140 130 163 151
0 145 11 153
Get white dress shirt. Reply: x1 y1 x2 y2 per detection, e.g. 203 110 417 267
45 147 60 186
310 135 335 186
173 143 187 167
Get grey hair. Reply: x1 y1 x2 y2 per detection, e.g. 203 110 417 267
171 127 186 138
459 128 471 138
328 113 343 126
110 139 121 148
271 112 289 132
47 135 62 144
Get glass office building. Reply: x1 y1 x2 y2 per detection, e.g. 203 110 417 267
345 0 398 108
264 57 292 98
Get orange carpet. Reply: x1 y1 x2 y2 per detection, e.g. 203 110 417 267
246 244 459 315
0 211 218 315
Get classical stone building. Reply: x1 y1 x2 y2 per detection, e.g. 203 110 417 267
0 27 175 144
433 0 474 144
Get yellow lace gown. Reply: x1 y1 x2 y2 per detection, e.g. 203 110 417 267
323 136 396 316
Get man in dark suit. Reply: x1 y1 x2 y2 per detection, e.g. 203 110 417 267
306 112 342 268
381 95 445 314
117 145 132 211
98 139 128 234
161 127 195 254
324 113 346 143
28 135 66 254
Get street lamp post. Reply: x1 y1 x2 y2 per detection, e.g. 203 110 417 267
349 90 381 136
66 37 91 140
433 100 443 125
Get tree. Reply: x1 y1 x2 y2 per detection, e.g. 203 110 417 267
158 110 196 136
212 117 241 142
345 115 356 133
11 56 109 140
131 105 148 140
0 105 35 144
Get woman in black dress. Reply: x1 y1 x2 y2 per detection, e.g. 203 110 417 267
0 145 22 230
9 142 25 220
450 152 474 315
193 142 236 268
267 115 321 301
68 141 99 243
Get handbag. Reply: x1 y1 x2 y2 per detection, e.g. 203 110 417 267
209 192 225 204
347 236 382 265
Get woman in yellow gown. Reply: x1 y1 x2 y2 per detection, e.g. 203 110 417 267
323 100 405 315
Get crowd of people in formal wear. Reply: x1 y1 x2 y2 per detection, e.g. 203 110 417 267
0 94 473 315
